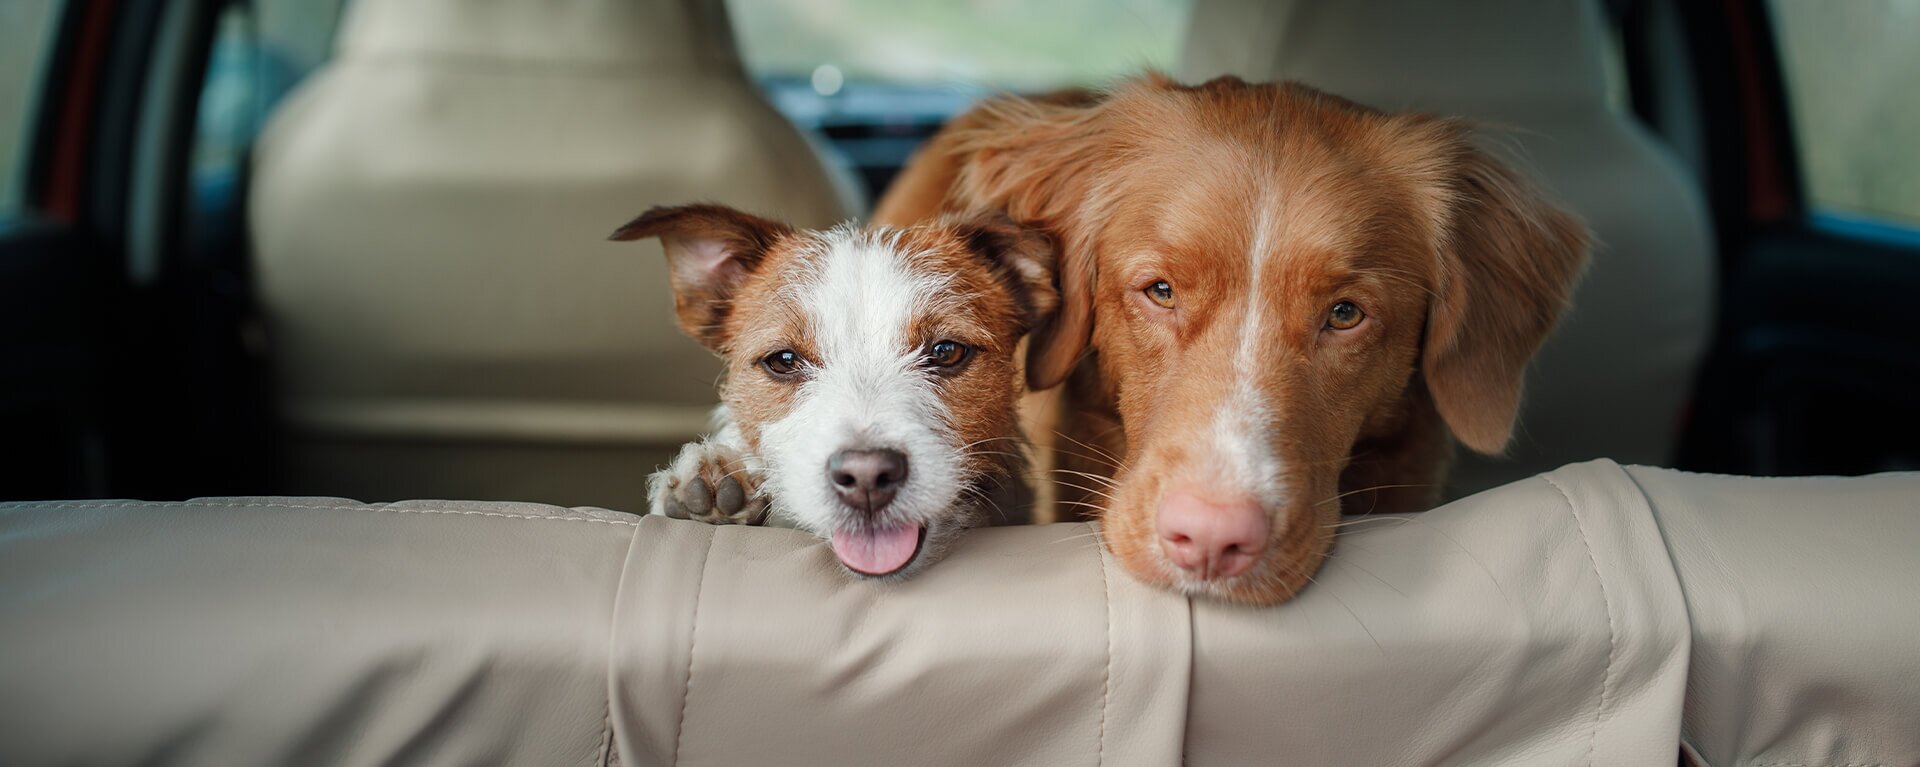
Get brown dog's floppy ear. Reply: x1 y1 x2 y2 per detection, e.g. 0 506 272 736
947 212 1060 335
609 203 793 350
1422 142 1590 455
951 94 1107 390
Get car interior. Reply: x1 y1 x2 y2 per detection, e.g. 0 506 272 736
3 0 1914 507
2 0 1917 764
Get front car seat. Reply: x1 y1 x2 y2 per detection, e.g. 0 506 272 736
250 0 855 508
1182 0 1715 496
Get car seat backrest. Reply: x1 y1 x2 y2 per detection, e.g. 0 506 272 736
250 0 857 508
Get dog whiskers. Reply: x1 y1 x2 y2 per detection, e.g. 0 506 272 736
1049 429 1127 471
1046 446 1124 470
1325 515 1415 530
1050 480 1118 503
1322 552 1408 599
965 450 1028 464
959 484 1010 524
1053 499 1109 514
1314 483 1437 507
1050 468 1120 488
959 436 1026 451
1043 532 1108 552
1325 583 1384 656
1272 559 1384 656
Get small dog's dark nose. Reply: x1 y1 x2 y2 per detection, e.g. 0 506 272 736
827 449 909 512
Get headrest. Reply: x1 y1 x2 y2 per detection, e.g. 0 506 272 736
335 0 743 72
1181 0 1614 120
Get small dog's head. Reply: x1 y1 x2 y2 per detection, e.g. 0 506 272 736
613 205 1056 578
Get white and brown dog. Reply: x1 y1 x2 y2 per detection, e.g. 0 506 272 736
611 204 1057 578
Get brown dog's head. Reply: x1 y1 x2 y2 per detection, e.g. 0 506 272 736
951 75 1588 604
612 205 1056 578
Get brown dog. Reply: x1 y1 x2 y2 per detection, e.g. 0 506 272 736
874 74 1589 605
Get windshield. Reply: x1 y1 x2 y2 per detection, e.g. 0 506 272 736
729 0 1192 91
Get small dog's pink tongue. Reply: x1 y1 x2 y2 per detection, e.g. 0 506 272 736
830 525 922 575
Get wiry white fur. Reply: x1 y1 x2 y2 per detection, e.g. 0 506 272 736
1203 196 1289 508
756 227 966 537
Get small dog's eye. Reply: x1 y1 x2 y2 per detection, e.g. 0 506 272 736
1327 301 1365 330
926 340 971 370
1144 280 1175 308
762 350 803 377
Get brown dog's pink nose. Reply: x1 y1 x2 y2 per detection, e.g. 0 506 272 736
828 449 909 513
1156 490 1270 580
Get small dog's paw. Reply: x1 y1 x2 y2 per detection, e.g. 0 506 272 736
648 442 769 525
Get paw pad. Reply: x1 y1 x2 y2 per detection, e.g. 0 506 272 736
650 443 768 526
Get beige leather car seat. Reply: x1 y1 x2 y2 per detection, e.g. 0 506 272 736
1182 0 1715 496
250 0 855 509
10 463 1920 765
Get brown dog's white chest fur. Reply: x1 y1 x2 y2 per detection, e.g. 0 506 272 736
613 205 1056 579
875 74 1589 604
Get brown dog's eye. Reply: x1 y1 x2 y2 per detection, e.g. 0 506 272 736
1327 301 1364 330
1144 280 1175 308
762 350 803 377
925 340 971 371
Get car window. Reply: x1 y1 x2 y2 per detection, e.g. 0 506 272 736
0 0 64 216
1771 0 1920 231
187 0 346 255
729 0 1192 91
193 0 345 186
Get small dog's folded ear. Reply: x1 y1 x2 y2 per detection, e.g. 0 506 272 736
949 211 1062 346
610 204 793 349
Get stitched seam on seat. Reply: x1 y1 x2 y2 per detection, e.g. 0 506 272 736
598 521 644 767
11 501 641 526
1544 474 1619 767
1092 522 1113 767
669 528 719 767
